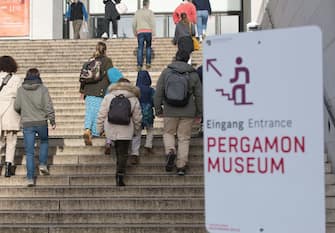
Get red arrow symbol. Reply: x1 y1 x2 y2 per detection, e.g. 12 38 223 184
206 58 222 77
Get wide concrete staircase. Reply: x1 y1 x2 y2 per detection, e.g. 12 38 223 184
0 39 334 232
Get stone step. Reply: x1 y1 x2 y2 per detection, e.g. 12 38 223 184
0 197 204 210
0 211 204 224
9 163 204 175
328 209 335 223
327 185 335 197
0 224 206 233
16 137 203 147
327 162 332 173
0 175 204 186
14 154 202 165
0 185 204 198
36 119 166 128
14 144 202 156
327 223 335 233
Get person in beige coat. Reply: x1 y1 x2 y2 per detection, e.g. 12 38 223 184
97 78 142 186
0 56 22 177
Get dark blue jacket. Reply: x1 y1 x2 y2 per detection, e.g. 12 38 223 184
136 70 155 127
193 0 212 15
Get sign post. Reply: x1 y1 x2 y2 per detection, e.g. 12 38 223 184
203 26 324 233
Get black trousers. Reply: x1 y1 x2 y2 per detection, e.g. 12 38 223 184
114 140 130 175
104 18 118 36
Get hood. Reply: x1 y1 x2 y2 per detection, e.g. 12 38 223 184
22 77 43 91
167 61 195 73
136 70 152 87
107 67 123 84
108 82 140 98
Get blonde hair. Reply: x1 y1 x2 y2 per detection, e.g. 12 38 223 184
93 41 107 58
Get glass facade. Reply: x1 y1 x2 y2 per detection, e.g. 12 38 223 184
65 0 243 38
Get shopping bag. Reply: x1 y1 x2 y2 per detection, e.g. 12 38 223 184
80 21 89 39
115 2 128 14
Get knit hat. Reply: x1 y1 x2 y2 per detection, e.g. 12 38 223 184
107 67 123 84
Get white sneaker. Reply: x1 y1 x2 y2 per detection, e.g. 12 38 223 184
39 165 50 176
101 32 108 39
26 179 35 187
199 36 203 43
111 34 117 39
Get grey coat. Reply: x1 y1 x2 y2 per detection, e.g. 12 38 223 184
14 78 55 128
154 61 202 118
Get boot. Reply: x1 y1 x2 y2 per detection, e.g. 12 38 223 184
5 162 12 177
116 174 125 186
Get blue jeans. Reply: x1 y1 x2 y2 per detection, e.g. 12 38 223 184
196 10 209 37
137 32 152 67
23 126 49 180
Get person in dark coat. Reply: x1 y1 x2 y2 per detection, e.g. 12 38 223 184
173 13 195 64
101 0 121 39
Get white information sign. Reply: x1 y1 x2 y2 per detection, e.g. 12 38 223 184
203 26 324 233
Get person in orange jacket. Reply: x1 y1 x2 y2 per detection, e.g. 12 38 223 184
172 0 197 24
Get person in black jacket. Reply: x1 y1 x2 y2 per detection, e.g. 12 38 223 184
65 0 89 39
101 0 121 39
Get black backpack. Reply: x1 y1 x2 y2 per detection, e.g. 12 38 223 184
79 58 103 84
164 69 190 107
108 94 132 125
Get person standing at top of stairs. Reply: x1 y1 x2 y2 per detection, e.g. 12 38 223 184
80 41 113 145
101 0 121 39
14 68 56 187
0 56 22 178
65 0 89 39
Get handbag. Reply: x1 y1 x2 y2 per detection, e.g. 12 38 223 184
189 23 200 51
0 74 12 92
192 36 200 51
115 2 128 14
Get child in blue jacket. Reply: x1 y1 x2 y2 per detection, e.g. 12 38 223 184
130 70 155 164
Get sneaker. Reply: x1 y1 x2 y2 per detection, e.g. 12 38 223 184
26 179 35 187
137 66 142 72
39 165 50 176
130 155 139 165
177 167 186 176
165 150 176 172
104 143 111 155
145 64 151 69
101 32 108 39
83 129 92 146
111 34 117 39
199 36 203 43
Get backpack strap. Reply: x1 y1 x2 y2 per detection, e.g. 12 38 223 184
0 74 12 92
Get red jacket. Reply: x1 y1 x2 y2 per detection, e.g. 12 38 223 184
172 2 197 24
